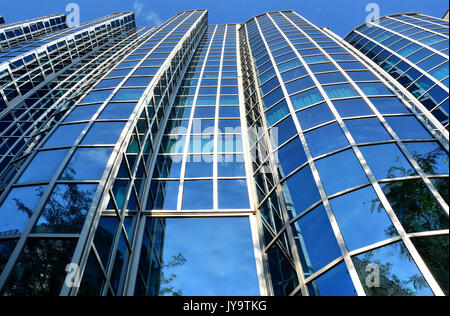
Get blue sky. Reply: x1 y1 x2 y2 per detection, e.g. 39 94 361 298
1 0 448 36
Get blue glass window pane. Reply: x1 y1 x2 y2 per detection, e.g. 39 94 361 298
330 186 396 251
360 144 415 179
0 185 46 235
369 97 410 114
308 262 357 296
60 147 114 180
80 90 113 104
32 184 98 234
185 156 213 178
347 71 378 82
345 118 391 143
276 137 307 178
218 155 246 177
262 87 284 109
315 72 347 84
158 218 259 295
282 166 321 217
281 66 308 82
111 89 145 101
18 149 69 184
64 105 100 123
123 77 153 87
323 84 359 99
265 100 290 126
260 76 280 96
380 180 448 233
404 142 448 175
270 116 297 147
308 62 337 73
291 88 324 110
94 79 124 90
357 82 393 96
315 149 368 195
304 122 349 157
297 102 334 130
291 205 342 273
385 116 432 140
219 106 240 118
353 242 433 296
285 76 315 94
182 180 213 210
220 95 239 105
218 180 250 209
332 98 373 117
98 102 137 120
82 122 126 145
194 107 216 118
155 180 179 210
43 124 86 148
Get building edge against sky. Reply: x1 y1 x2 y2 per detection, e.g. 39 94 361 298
0 8 448 296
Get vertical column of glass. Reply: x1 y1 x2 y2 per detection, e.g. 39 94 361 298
71 11 208 296
243 11 448 296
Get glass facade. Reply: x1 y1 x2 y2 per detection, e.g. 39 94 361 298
346 13 449 129
0 9 448 297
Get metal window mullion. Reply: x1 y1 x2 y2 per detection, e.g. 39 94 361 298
386 16 449 40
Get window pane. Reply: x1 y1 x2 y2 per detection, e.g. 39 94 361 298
380 180 448 233
332 98 373 117
276 137 307 178
345 118 391 143
330 186 396 251
291 204 342 274
404 142 448 175
308 262 357 296
43 124 86 148
185 156 213 178
60 147 113 180
32 184 98 234
98 102 137 120
18 149 69 184
0 185 46 235
316 149 368 195
82 122 126 145
282 166 321 217
155 217 259 296
360 144 415 179
353 242 433 296
304 122 349 157
218 155 246 177
182 180 213 210
64 105 100 123
386 117 432 140
218 180 250 209
297 102 334 130
370 97 410 114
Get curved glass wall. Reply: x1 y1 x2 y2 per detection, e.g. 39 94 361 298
345 13 449 129
241 10 448 296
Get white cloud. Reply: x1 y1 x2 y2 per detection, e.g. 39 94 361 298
145 11 162 25
133 1 144 17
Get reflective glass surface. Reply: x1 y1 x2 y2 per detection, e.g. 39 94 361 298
156 217 259 296
308 262 357 296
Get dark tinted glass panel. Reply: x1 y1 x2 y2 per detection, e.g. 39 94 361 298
308 262 357 296
0 240 17 274
82 122 126 145
32 184 98 234
292 205 342 274
1 239 78 296
94 216 119 267
386 117 432 140
380 180 448 233
411 235 449 296
297 103 334 130
276 137 307 178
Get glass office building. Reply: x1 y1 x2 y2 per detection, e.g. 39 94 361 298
0 9 448 296
345 13 449 129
